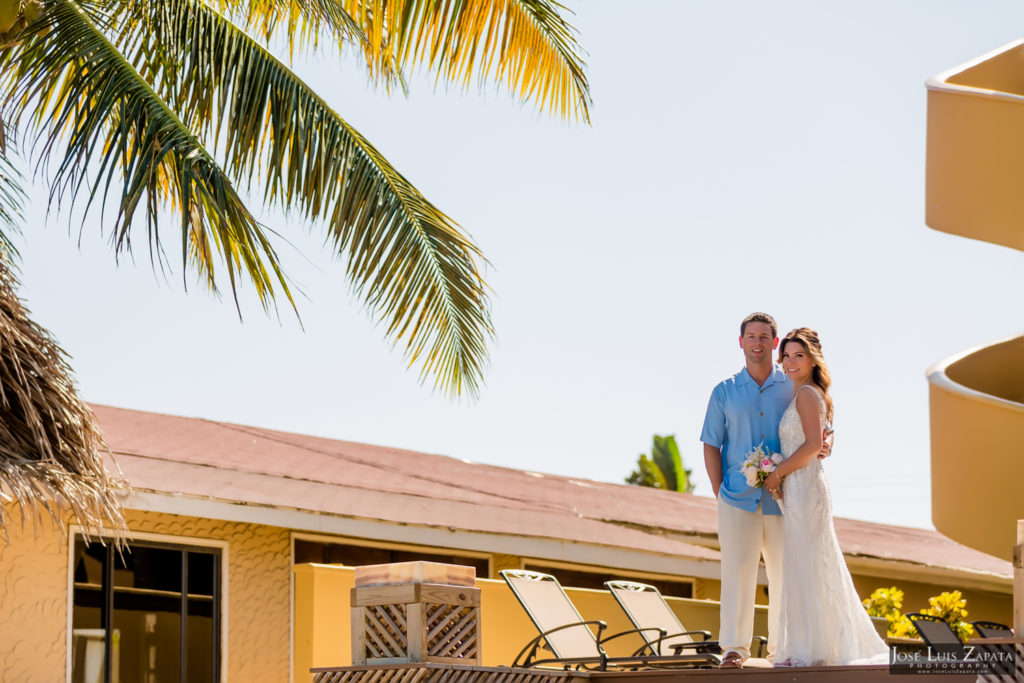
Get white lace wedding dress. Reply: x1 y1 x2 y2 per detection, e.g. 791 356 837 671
775 385 889 666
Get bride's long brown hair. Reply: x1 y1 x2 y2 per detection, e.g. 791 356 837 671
778 327 834 423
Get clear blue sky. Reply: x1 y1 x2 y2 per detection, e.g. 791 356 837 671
16 0 1024 530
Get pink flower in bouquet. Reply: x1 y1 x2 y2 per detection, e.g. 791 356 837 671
743 443 782 489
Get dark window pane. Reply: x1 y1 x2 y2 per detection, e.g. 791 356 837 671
187 553 215 597
115 546 182 593
113 590 182 683
186 598 215 683
294 539 489 577
73 538 106 586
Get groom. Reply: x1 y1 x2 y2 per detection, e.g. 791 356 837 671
700 312 791 669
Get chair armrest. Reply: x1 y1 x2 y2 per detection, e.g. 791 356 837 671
667 635 720 656
599 627 666 652
511 620 608 668
637 630 718 656
673 630 713 642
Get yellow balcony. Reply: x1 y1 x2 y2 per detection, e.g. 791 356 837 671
926 39 1024 250
292 564 766 680
926 40 1024 562
927 336 1024 562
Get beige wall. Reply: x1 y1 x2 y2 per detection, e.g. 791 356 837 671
0 509 68 680
293 563 355 679
0 506 291 682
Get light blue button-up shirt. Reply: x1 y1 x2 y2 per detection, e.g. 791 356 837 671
700 366 793 515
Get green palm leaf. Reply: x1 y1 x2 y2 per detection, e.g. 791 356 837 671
111 0 492 395
1 0 293 312
0 0 589 396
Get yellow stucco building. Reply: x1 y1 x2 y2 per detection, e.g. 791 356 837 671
0 404 1012 682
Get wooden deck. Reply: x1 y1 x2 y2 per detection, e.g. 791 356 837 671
307 662 981 683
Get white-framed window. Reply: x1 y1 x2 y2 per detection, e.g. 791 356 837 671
68 531 227 683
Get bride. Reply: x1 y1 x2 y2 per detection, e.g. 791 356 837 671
762 328 889 666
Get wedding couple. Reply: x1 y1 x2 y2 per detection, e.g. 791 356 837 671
700 312 889 669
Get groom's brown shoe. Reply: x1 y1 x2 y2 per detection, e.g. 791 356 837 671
719 652 744 669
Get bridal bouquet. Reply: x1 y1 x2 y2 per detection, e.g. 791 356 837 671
741 443 784 489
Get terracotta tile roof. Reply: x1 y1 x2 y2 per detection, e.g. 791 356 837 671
92 404 1010 579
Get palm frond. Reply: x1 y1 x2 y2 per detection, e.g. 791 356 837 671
112 0 492 396
224 0 364 45
145 0 408 90
0 0 294 313
0 252 127 543
0 153 25 255
346 0 591 122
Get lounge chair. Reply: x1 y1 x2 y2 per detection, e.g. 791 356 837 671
499 569 719 670
604 580 724 661
972 621 1013 639
970 620 1019 679
908 614 1020 678
906 613 964 650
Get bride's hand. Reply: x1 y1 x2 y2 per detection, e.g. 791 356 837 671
818 428 834 460
765 470 783 499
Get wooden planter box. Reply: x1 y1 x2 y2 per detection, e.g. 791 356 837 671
351 562 481 665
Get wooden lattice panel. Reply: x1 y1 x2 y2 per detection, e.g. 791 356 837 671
363 604 409 659
425 604 478 659
976 642 1022 682
352 583 482 665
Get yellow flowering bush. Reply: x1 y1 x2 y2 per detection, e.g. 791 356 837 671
888 613 918 639
921 591 975 642
863 586 903 618
863 587 975 641
863 586 914 638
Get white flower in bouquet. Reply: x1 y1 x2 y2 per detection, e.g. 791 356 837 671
743 466 759 487
741 443 783 489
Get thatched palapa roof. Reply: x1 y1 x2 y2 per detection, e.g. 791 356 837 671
0 254 126 540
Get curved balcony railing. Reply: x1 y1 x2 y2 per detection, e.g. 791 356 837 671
927 337 1024 562
926 39 1024 251
925 41 1024 562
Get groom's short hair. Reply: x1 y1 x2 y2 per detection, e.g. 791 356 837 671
740 312 778 338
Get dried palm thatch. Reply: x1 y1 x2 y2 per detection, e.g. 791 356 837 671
0 252 127 542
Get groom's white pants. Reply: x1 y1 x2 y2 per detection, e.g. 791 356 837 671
717 493 784 661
